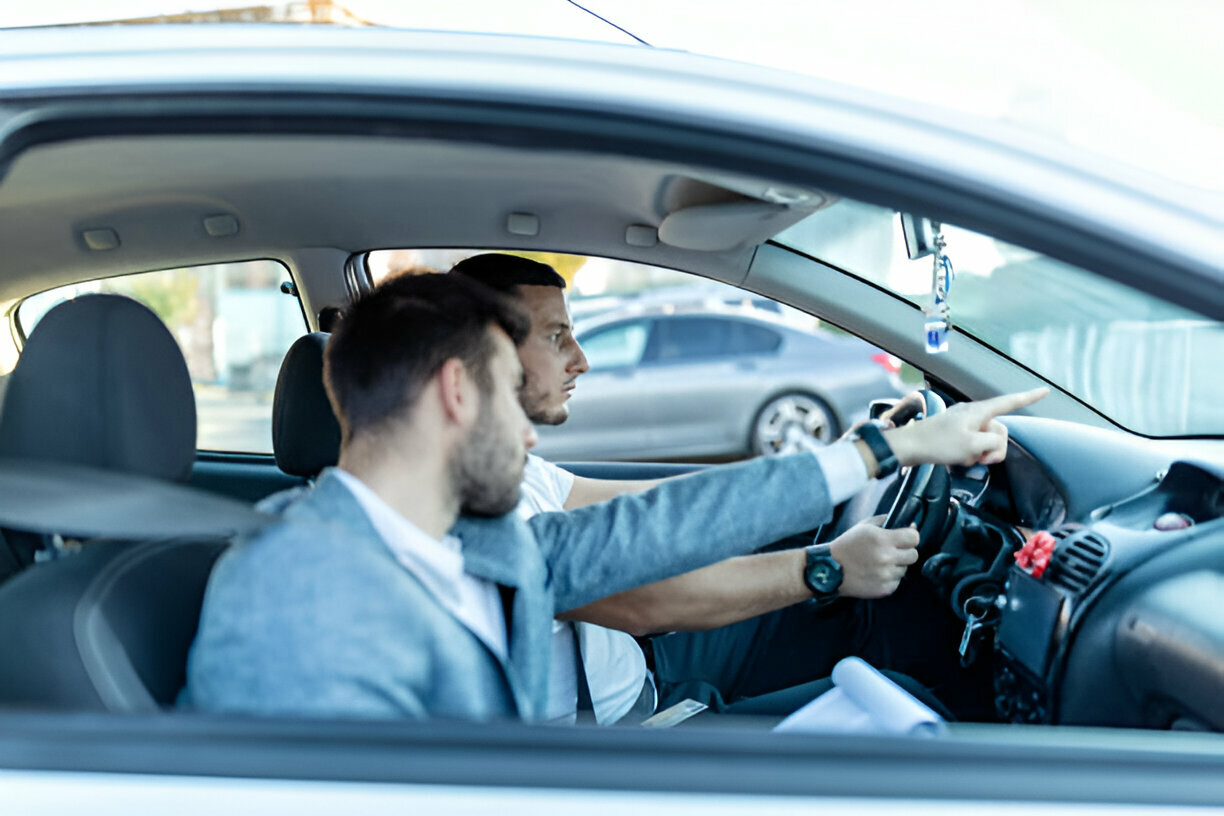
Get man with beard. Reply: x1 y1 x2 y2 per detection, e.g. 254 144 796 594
184 272 1044 722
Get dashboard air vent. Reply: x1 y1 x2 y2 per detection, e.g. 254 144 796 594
1048 531 1109 594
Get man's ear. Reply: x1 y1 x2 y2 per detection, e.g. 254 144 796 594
437 357 478 425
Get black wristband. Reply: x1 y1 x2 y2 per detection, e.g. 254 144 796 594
852 422 899 478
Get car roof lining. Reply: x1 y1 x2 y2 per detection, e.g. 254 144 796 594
0 133 826 301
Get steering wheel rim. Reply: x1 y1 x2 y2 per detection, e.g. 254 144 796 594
883 389 947 531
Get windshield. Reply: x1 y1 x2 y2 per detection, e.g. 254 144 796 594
776 200 1224 438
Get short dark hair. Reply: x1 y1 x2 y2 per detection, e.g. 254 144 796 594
450 253 566 295
324 273 530 442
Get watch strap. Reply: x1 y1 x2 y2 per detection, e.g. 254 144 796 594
852 421 899 479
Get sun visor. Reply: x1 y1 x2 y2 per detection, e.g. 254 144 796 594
658 198 826 252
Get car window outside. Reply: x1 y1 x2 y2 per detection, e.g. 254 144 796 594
581 321 651 369
775 201 1224 437
731 322 783 355
366 249 904 462
648 316 782 363
650 317 726 362
17 260 303 453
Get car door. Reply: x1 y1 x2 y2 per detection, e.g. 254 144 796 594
533 317 654 461
634 316 782 459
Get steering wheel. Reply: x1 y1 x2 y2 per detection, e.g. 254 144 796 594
882 389 951 546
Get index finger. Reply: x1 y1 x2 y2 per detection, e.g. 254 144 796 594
971 387 1050 420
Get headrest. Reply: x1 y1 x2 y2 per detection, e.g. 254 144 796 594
0 294 195 482
271 332 341 477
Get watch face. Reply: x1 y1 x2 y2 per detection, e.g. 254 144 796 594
805 555 842 594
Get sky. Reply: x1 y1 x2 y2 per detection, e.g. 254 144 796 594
2 0 1221 194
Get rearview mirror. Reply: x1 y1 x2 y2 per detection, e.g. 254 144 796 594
900 214 941 260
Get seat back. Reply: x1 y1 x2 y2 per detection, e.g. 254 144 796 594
271 331 342 478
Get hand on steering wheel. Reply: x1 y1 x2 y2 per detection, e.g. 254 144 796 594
880 386 1049 546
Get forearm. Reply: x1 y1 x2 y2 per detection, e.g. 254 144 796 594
559 550 811 636
536 453 835 613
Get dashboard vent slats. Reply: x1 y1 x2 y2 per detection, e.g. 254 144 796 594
1048 531 1109 594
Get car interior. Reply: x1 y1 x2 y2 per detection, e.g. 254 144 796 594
0 88 1222 755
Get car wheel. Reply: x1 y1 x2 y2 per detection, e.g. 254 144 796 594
751 392 838 456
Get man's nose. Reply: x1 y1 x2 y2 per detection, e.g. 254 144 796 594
569 341 590 375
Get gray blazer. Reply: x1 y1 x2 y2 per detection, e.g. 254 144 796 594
183 453 833 721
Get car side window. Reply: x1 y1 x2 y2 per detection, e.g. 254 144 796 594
649 317 728 362
363 249 912 464
16 260 304 454
646 317 782 364
579 321 651 370
727 321 782 355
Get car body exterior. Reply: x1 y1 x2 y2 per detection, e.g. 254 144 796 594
0 19 1222 815
534 306 903 461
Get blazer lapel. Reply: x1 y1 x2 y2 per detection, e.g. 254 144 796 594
453 513 552 721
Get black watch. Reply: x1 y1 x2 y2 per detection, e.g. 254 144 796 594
851 421 899 479
803 544 843 601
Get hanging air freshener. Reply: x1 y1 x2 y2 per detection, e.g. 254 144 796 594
923 233 954 354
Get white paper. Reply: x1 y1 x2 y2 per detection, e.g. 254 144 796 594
772 657 947 737
639 699 708 728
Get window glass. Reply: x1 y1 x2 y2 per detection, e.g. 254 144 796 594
776 201 1224 436
650 317 730 362
366 248 905 462
580 321 650 370
17 261 303 453
728 321 782 355
647 317 782 362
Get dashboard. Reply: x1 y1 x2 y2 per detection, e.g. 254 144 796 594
569 413 1224 732
971 419 1224 731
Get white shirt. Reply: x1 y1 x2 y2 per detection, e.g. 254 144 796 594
522 444 870 726
333 469 508 662
819 438 872 505
519 455 650 725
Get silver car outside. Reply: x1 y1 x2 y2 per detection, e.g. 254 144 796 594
533 307 904 462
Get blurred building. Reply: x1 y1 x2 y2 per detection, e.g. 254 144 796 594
74 1 372 26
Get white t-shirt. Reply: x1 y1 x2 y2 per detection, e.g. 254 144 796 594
517 454 650 725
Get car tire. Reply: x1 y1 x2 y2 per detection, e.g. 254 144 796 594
750 392 839 456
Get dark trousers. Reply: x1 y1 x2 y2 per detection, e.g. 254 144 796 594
649 577 993 720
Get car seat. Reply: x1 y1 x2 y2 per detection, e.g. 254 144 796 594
0 294 261 710
270 331 341 480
